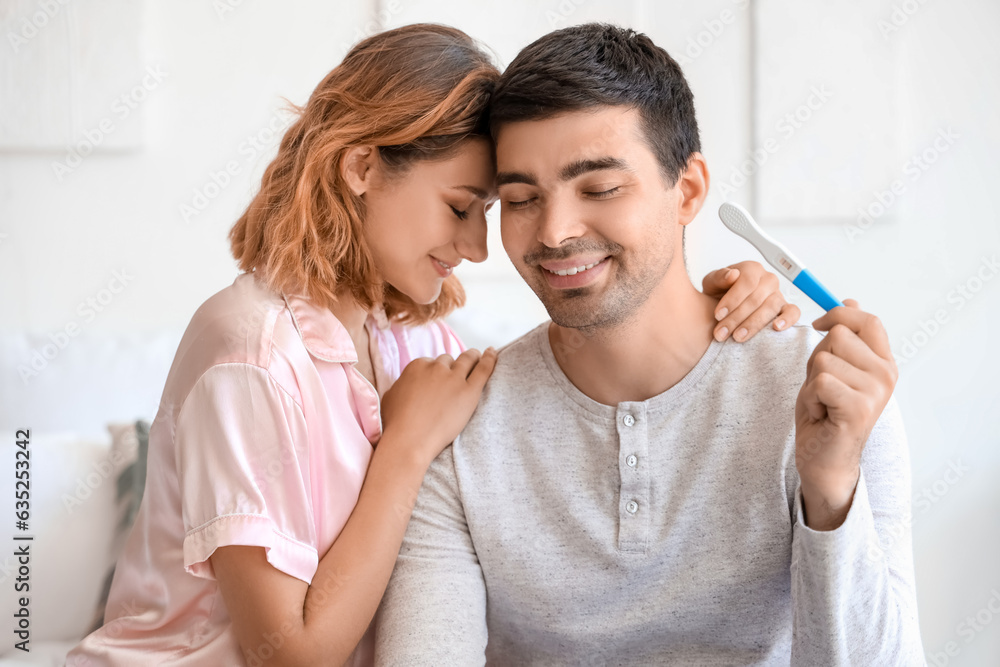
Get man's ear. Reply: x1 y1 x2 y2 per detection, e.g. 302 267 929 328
676 152 710 227
341 145 378 197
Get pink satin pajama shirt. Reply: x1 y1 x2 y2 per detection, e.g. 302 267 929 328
67 271 463 666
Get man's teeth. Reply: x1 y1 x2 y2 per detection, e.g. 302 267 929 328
547 260 602 276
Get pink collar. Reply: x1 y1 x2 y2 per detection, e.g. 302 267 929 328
280 289 391 364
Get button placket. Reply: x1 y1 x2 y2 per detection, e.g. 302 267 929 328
617 404 649 553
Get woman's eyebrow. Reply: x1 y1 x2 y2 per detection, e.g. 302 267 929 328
450 185 491 199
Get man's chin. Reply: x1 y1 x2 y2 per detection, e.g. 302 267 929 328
536 293 610 331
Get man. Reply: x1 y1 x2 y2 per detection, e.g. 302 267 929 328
375 23 923 665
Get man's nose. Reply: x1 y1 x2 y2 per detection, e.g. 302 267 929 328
535 198 587 248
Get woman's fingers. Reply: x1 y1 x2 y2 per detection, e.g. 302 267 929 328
467 347 498 388
715 289 781 341
448 348 482 379
773 302 800 330
707 261 795 342
440 347 497 386
701 266 740 299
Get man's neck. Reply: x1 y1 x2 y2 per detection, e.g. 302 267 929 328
547 270 718 406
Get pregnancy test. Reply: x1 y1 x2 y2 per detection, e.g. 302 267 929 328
718 202 843 311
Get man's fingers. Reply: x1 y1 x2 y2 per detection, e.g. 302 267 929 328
805 349 870 393
807 324 888 379
798 376 828 422
812 302 894 363
800 371 855 423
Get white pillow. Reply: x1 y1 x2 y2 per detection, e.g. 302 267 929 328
0 430 129 643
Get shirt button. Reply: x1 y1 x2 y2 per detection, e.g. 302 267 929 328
622 414 635 427
626 500 639 514
626 454 638 468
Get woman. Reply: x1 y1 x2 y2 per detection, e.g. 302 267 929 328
68 24 799 666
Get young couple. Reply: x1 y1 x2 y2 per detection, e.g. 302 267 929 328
69 21 923 667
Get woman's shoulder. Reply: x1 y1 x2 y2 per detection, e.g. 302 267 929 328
181 272 287 367
158 274 298 417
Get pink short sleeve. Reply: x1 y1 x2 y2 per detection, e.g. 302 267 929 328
174 363 318 584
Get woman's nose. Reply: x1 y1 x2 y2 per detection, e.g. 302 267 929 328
457 216 489 263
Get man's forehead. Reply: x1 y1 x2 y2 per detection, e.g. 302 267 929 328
495 106 644 166
494 109 649 187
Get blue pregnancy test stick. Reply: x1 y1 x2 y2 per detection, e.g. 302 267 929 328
718 202 843 311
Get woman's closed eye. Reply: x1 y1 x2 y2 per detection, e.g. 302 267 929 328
449 205 469 220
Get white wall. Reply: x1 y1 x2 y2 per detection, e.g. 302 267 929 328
1 1 998 663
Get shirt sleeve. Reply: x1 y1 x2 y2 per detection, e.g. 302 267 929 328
374 440 488 666
174 362 318 584
789 394 926 665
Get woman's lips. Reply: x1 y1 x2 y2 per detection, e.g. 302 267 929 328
431 256 454 277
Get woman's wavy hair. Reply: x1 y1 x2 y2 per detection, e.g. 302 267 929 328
229 24 499 324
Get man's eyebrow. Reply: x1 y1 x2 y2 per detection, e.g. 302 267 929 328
559 156 633 181
495 157 632 189
450 185 491 199
495 172 537 188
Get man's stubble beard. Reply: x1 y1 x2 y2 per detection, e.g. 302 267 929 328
524 249 674 338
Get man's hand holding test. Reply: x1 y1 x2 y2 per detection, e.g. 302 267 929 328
796 298 900 531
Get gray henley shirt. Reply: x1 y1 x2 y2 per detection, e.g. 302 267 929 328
375 322 925 665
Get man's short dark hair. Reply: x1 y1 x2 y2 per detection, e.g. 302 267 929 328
489 23 701 186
